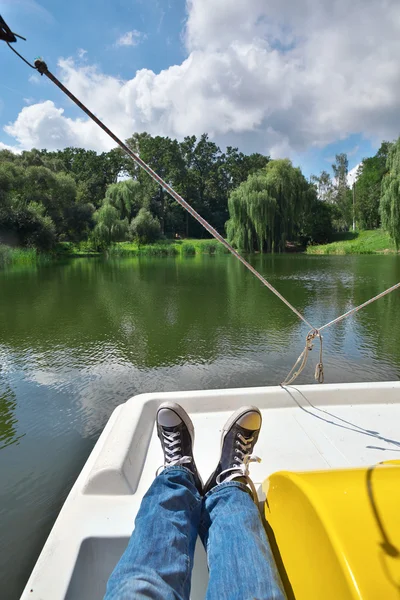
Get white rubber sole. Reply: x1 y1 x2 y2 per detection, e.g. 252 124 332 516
157 401 195 445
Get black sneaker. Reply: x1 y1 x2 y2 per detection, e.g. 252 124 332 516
203 406 262 499
156 402 203 492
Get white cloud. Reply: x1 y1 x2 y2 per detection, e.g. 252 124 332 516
0 142 20 153
28 74 41 85
4 100 112 151
4 1 400 155
77 48 88 59
115 30 146 47
347 163 361 187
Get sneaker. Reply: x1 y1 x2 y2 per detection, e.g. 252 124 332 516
203 406 262 500
156 402 203 492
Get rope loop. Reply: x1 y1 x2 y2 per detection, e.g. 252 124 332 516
282 329 324 386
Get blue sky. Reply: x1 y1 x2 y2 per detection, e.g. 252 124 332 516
1 0 186 126
1 0 398 179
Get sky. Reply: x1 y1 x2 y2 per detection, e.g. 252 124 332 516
1 0 400 179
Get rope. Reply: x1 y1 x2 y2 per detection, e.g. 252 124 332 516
5 47 400 387
282 281 400 386
318 281 400 333
6 42 36 69
282 330 324 386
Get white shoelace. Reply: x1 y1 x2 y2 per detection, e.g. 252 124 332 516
216 431 261 501
156 430 192 476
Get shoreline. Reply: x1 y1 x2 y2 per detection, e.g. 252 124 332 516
1 230 399 269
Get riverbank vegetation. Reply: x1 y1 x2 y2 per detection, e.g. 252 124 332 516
0 245 51 268
1 132 400 265
306 230 397 255
58 238 227 258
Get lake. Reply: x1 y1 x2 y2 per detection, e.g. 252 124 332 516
1 253 400 598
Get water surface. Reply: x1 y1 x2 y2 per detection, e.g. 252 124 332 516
1 254 400 598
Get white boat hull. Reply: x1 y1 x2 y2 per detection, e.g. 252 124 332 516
21 381 400 600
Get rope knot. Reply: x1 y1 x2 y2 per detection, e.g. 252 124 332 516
315 362 324 384
282 329 324 386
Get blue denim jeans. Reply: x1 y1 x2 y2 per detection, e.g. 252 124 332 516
105 466 286 600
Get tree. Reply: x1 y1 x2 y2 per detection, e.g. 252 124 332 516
104 179 142 221
130 208 161 244
311 170 334 203
125 133 185 235
54 147 124 208
355 142 391 229
91 203 128 248
0 136 273 248
380 138 400 248
300 199 333 244
0 199 56 250
331 153 352 230
178 134 225 237
227 172 277 252
227 159 315 252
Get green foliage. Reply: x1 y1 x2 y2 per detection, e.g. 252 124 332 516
193 239 228 254
355 142 391 229
181 242 196 256
129 208 161 244
17 202 56 250
306 230 396 254
301 199 334 244
106 238 223 257
0 158 88 248
104 179 142 220
124 132 270 238
0 196 56 251
107 241 178 257
380 138 400 249
227 172 276 251
4 133 400 256
0 244 11 267
331 153 353 230
0 135 271 252
227 159 315 252
92 203 129 247
311 170 334 203
0 244 51 268
312 154 352 233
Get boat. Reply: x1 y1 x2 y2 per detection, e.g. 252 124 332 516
21 381 400 599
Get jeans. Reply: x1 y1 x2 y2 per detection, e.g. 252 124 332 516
105 466 286 600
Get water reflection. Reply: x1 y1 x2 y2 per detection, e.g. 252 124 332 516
0 382 24 449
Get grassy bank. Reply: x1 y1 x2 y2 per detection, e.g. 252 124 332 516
109 239 229 257
3 231 396 269
0 245 53 268
306 230 398 255
58 238 229 257
0 239 229 269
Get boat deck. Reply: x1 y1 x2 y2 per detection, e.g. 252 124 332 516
21 381 400 600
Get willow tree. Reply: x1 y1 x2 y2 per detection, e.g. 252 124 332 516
92 202 128 248
227 159 314 252
104 179 142 221
226 173 276 252
380 138 400 249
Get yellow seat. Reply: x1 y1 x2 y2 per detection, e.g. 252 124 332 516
262 461 400 600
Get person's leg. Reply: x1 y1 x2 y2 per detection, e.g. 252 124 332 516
201 407 286 600
200 482 286 600
105 403 203 600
